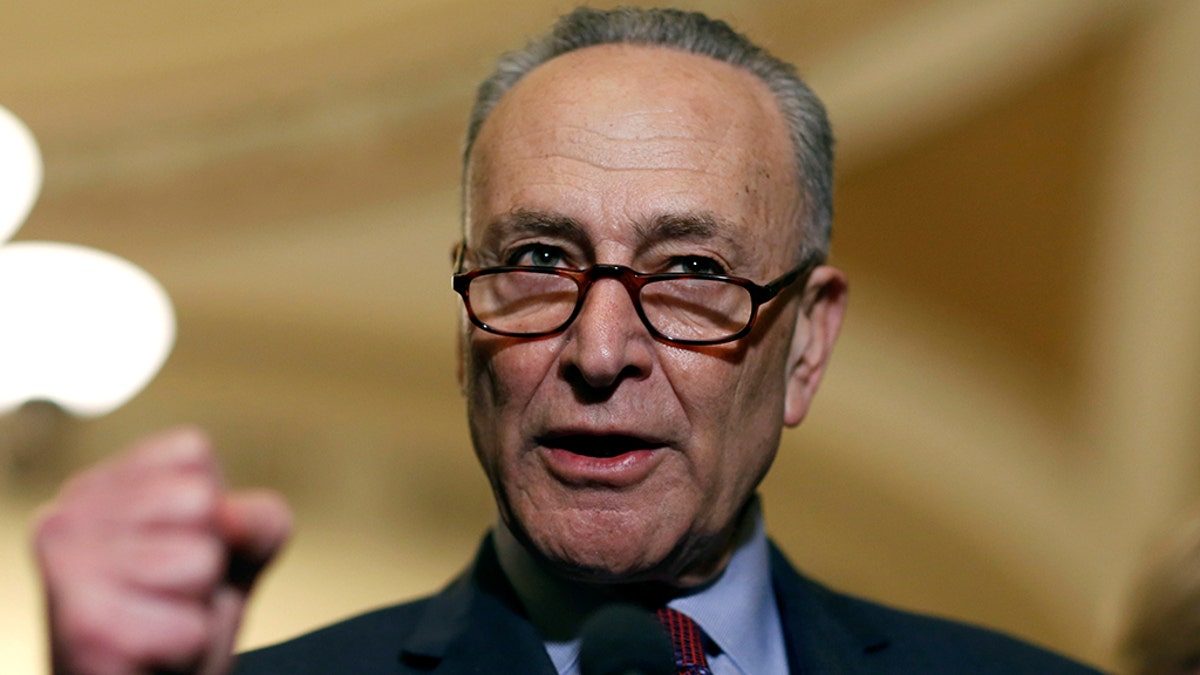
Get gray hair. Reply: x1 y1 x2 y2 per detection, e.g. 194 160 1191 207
463 6 834 256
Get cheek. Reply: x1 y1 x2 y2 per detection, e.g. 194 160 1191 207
466 337 551 491
465 334 558 425
666 340 789 467
663 342 786 424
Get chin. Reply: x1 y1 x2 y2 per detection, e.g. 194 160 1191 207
542 546 666 584
519 506 683 583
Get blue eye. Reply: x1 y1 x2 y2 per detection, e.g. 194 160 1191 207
670 256 726 276
508 244 566 268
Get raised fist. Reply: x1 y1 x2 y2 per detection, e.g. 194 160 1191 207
33 428 291 675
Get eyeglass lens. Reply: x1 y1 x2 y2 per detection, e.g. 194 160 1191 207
466 270 754 341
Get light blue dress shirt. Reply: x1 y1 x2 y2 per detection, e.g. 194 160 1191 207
494 497 790 675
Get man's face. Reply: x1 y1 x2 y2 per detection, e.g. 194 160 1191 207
461 44 841 585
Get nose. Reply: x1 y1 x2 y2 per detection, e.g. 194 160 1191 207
558 275 654 394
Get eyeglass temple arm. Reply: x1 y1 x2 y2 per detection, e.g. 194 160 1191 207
759 251 824 299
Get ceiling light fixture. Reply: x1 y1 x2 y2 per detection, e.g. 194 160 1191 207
0 105 176 418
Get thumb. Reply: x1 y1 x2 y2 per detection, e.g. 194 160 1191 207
196 491 291 675
218 490 292 589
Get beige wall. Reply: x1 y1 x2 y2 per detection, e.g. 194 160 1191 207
3 1 1198 672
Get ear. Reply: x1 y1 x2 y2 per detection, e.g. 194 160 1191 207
452 240 469 396
783 266 848 427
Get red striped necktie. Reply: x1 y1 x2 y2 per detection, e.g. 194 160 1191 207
655 608 713 675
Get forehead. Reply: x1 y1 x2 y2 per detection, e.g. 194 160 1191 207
466 44 802 262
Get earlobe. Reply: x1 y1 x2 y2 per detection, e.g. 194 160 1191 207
783 266 848 427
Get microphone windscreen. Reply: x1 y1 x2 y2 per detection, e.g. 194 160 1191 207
579 603 675 675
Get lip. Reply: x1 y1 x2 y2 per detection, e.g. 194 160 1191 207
536 433 668 487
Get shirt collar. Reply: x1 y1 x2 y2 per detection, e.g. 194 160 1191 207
494 497 786 675
669 499 788 675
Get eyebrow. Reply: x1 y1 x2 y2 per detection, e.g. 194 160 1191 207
478 210 588 251
635 213 746 260
476 209 746 261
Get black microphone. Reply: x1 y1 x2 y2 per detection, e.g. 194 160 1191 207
579 603 675 675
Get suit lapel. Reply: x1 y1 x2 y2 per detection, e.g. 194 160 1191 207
395 535 894 674
770 543 891 675
397 534 558 675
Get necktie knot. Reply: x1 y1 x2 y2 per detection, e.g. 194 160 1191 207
655 608 713 675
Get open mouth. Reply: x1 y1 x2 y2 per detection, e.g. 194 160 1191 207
539 434 662 458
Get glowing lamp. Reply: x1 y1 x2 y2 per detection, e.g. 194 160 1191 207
0 106 41 244
0 243 176 417
0 105 176 418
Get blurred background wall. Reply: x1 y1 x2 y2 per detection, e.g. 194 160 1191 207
3 1 1198 672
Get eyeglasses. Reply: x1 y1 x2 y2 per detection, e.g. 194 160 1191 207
452 248 820 346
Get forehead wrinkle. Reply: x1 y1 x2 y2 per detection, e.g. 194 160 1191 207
502 120 734 174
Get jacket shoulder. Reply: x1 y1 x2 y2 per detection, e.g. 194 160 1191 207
232 597 432 674
771 544 1106 673
834 588 1105 673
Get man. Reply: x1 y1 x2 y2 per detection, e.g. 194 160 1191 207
34 7 1103 674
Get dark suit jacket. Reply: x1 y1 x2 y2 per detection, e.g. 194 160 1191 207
234 534 1105 673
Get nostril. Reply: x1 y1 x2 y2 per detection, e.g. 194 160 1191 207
562 362 646 403
558 277 655 395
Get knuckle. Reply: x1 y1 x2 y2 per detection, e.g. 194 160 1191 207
31 506 68 551
123 531 227 596
170 535 228 593
136 528 229 590
30 506 88 576
166 473 221 520
122 472 221 527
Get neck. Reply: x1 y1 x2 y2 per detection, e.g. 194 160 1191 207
495 497 763 639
